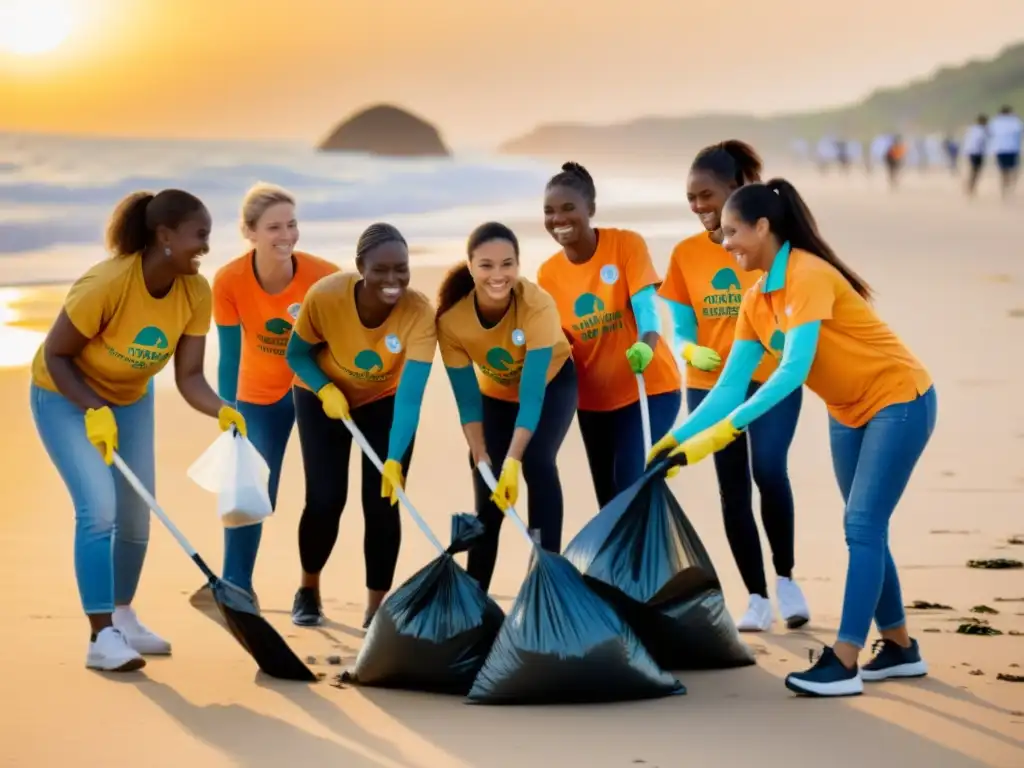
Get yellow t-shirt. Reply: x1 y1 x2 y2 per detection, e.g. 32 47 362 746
31 255 212 406
291 272 437 409
736 247 932 428
436 278 571 404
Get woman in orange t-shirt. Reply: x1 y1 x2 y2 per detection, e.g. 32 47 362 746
658 142 808 635
537 162 681 508
649 179 936 698
211 183 338 597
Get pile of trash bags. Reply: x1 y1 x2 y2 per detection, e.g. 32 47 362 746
345 456 751 704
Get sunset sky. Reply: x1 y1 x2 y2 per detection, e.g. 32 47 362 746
3 0 1023 148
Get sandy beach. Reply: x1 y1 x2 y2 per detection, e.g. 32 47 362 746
1 168 1022 768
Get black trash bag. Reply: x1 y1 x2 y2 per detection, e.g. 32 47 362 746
563 458 755 670
342 513 506 695
465 547 685 705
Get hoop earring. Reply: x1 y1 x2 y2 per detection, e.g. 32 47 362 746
164 247 172 257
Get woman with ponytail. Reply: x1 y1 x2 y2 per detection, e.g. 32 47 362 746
437 222 576 593
30 189 246 672
537 161 681 508
658 141 809 634
649 178 936 698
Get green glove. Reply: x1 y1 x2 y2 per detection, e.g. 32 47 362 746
625 341 654 373
681 342 722 372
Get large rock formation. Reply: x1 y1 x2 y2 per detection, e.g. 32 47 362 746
317 104 451 157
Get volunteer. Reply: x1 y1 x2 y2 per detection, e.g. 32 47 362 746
537 162 681 507
285 223 436 628
436 221 576 593
212 182 338 594
649 179 936 698
30 189 246 671
658 141 808 633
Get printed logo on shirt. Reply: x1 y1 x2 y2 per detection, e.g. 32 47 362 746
482 346 523 386
600 264 619 285
767 329 785 359
339 349 390 382
107 326 172 370
571 291 623 343
385 333 402 354
256 317 293 357
287 302 301 320
511 328 526 347
704 267 743 319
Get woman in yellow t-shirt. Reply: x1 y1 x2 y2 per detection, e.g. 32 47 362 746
649 179 936 698
30 189 247 673
435 222 577 594
285 223 437 629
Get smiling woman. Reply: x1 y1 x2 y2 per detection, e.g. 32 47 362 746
0 0 75 56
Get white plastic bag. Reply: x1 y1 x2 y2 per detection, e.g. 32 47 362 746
187 431 273 528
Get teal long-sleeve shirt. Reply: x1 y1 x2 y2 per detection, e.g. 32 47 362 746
670 321 821 442
216 324 242 404
444 346 554 433
284 333 431 461
629 285 661 337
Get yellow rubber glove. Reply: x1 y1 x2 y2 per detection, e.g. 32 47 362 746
646 431 679 467
681 342 722 372
316 382 350 420
491 457 521 511
218 404 247 437
665 419 742 476
625 341 654 374
380 459 404 506
84 406 118 465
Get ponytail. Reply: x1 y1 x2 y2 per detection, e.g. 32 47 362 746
691 139 764 187
726 178 873 300
436 263 475 321
104 188 206 258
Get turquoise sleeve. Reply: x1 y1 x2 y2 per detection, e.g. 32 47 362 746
670 339 764 442
285 333 331 393
515 346 554 432
387 359 432 461
216 324 241 404
630 285 661 336
729 321 819 429
662 297 698 345
445 364 483 424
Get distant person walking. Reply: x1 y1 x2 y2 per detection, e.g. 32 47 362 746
987 105 1022 199
885 136 906 189
962 114 989 197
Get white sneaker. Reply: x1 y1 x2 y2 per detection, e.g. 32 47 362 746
86 627 146 672
113 605 172 655
736 594 775 632
776 576 811 629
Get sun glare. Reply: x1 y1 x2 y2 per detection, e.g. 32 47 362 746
0 0 75 56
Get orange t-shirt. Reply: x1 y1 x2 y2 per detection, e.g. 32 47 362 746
291 272 437 409
436 278 571 404
536 227 681 412
213 250 339 405
736 247 932 428
658 232 776 390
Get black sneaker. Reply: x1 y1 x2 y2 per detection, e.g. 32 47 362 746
860 638 928 682
785 646 863 697
291 587 324 627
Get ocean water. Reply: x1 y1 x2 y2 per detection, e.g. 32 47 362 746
0 132 691 286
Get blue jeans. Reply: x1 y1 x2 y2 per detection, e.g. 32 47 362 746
830 386 937 648
222 393 295 593
577 389 682 509
687 382 803 597
30 384 155 615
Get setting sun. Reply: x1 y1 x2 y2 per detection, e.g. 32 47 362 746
0 0 75 56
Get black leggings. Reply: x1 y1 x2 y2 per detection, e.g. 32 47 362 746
468 360 578 593
294 387 414 592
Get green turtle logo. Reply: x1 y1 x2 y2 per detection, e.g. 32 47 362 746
573 292 605 318
711 268 741 291
354 349 384 372
264 317 293 335
485 347 515 371
132 326 169 349
769 329 785 352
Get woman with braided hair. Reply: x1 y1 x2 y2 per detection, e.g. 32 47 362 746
285 223 437 628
